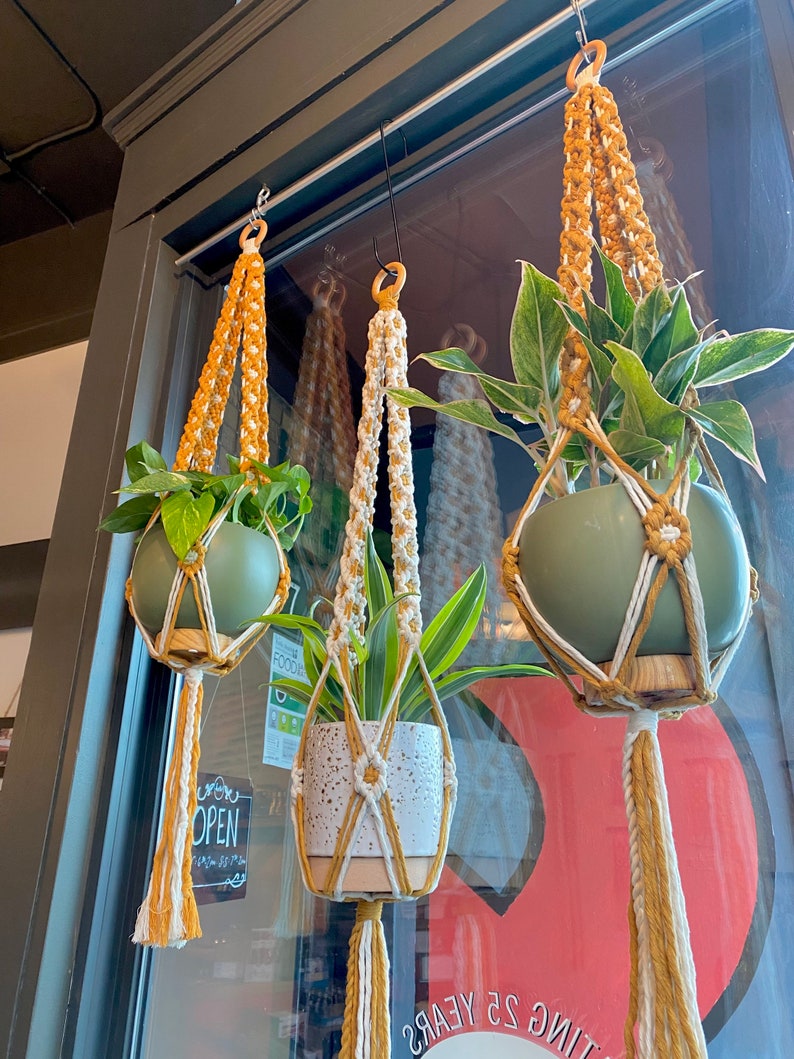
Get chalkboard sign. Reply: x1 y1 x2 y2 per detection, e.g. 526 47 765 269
191 773 253 905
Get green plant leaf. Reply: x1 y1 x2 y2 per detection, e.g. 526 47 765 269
400 567 488 713
404 350 544 420
160 490 215 560
388 389 530 450
125 440 168 483
208 473 247 501
693 329 794 387
622 284 673 359
509 262 568 399
652 339 706 403
360 599 402 722
364 530 393 619
98 494 159 533
607 342 686 445
267 678 315 708
421 565 487 677
595 243 635 330
255 612 329 657
583 292 623 349
688 401 764 478
608 429 668 467
643 288 699 377
119 470 193 495
400 662 552 719
557 301 590 340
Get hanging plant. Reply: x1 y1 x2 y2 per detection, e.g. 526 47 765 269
391 38 794 1059
271 261 545 1059
99 218 310 948
102 443 310 638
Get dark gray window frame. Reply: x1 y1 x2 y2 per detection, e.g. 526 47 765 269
1 0 793 1055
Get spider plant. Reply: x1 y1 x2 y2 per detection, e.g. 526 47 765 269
259 531 548 721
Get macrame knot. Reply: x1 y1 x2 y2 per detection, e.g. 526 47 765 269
354 748 388 804
375 291 399 312
599 678 634 703
356 899 384 924
558 382 591 431
642 502 692 566
178 540 207 577
626 708 659 734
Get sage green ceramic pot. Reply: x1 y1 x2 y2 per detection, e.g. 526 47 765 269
517 480 751 662
130 521 281 638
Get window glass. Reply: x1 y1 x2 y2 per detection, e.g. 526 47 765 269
135 2 794 1055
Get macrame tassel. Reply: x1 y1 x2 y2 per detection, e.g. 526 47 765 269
133 668 204 947
340 900 391 1059
623 711 708 1059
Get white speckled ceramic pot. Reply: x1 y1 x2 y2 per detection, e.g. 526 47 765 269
302 720 445 897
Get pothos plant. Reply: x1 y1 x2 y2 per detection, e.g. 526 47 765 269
390 246 794 492
99 439 312 558
258 531 548 722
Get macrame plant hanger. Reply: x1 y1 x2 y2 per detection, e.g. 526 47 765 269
502 36 756 1059
290 264 357 603
420 324 508 663
129 215 290 947
291 262 457 1059
291 267 356 492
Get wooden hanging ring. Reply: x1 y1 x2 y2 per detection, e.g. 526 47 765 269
565 39 607 92
371 261 406 302
441 323 488 365
239 218 268 249
312 270 335 308
330 279 348 312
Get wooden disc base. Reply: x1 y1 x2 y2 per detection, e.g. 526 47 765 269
308 855 435 898
583 654 697 709
164 628 235 663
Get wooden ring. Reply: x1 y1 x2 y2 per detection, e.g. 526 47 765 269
312 273 334 307
239 218 268 249
565 39 607 92
371 261 406 301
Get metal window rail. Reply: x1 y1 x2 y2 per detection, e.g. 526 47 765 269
175 0 730 270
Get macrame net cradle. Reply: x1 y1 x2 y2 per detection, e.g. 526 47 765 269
501 43 756 1059
127 220 290 948
290 264 457 1059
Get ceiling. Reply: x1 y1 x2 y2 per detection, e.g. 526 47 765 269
0 0 234 246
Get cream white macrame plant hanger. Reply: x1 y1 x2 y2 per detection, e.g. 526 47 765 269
291 262 457 1059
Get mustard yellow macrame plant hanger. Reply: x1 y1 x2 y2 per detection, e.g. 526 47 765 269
129 219 291 948
502 41 755 718
291 263 457 1059
501 41 757 1059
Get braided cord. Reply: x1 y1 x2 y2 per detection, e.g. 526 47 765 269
174 239 269 473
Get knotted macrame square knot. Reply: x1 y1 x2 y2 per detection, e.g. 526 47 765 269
642 502 692 566
178 540 207 577
354 747 388 805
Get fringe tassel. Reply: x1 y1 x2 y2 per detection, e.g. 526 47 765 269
623 712 708 1059
133 668 204 947
340 900 391 1059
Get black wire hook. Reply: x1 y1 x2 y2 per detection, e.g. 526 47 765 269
374 119 407 277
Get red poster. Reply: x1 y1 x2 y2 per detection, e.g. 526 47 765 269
410 677 760 1057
